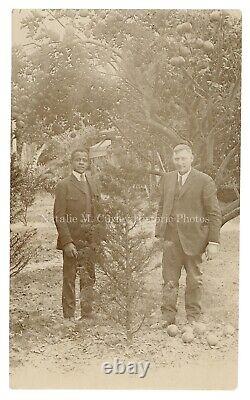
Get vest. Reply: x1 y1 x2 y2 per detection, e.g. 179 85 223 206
165 177 181 241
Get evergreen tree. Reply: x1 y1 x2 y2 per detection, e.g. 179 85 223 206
94 160 158 343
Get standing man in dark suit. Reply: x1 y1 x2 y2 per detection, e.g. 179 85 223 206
155 144 222 327
54 149 100 325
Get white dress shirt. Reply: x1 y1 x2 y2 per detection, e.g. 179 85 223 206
72 170 86 182
177 168 191 186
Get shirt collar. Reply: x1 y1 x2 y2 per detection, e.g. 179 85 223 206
178 168 192 182
72 170 85 182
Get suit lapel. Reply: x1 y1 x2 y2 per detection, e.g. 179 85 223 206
70 171 98 196
70 173 87 195
178 168 196 199
166 171 178 208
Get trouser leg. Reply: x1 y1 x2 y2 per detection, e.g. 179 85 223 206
62 252 77 318
184 254 203 321
161 240 184 322
79 262 96 317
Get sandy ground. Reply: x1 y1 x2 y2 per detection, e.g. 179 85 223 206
9 194 239 389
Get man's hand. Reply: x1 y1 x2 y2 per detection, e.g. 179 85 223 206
155 236 171 251
155 235 163 247
205 243 219 261
63 243 78 258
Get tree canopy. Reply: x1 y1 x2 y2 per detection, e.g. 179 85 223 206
12 9 241 221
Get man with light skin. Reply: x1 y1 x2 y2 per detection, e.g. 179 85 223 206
155 144 222 327
54 149 100 326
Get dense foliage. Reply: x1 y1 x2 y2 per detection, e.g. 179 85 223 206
12 9 241 221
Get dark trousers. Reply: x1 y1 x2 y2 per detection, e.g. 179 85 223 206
62 251 96 318
161 235 203 323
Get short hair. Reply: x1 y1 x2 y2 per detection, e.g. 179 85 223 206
173 144 193 155
70 149 89 162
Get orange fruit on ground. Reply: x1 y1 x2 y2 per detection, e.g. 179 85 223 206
182 331 194 343
207 333 218 346
181 325 193 334
167 324 179 337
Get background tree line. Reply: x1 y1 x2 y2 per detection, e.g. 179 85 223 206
12 9 241 224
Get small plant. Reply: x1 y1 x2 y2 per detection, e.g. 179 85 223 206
10 229 40 278
95 161 158 343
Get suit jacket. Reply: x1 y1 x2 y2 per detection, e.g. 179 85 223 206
155 168 222 256
53 170 100 250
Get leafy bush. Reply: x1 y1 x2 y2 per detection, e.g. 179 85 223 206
10 154 47 224
10 229 40 278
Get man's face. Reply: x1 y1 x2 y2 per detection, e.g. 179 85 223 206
71 152 89 174
172 149 193 175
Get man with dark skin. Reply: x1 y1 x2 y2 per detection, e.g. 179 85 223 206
54 149 100 326
155 144 222 327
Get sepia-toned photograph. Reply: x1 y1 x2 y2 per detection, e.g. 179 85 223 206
9 8 241 389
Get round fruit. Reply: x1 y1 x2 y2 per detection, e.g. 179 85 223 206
210 11 221 22
181 325 193 334
224 324 235 336
99 10 107 19
194 38 204 49
176 24 183 34
177 22 193 34
193 322 206 335
182 331 194 343
179 45 191 57
203 41 214 53
170 56 186 67
183 22 192 33
167 324 179 337
79 10 89 17
207 333 218 346
176 22 193 34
